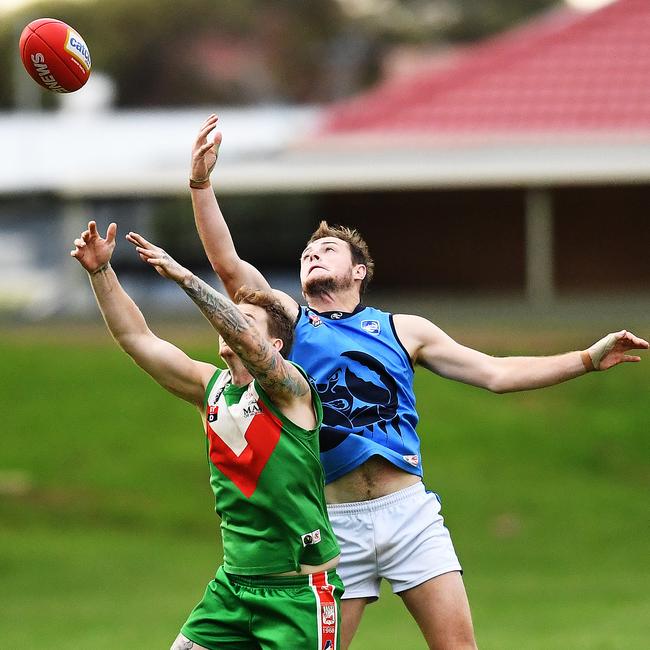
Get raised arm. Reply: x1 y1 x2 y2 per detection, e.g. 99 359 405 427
127 231 310 410
394 314 648 393
70 221 216 407
189 114 272 298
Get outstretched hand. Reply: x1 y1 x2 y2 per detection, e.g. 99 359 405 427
126 231 190 284
588 330 649 370
191 114 222 184
70 221 117 273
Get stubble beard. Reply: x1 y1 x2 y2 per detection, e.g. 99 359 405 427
303 270 354 299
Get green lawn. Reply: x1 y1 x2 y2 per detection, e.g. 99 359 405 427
1 326 648 648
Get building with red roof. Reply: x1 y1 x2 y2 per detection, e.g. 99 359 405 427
322 0 650 139
276 0 650 304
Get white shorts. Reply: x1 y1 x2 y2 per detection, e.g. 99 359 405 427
327 482 462 600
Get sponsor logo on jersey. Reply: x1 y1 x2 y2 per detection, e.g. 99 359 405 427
308 313 322 328
330 312 342 319
360 319 381 334
207 404 219 423
403 454 419 466
322 604 336 626
242 403 262 418
65 29 92 71
301 528 321 546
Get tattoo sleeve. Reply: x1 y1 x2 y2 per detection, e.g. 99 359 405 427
181 275 309 398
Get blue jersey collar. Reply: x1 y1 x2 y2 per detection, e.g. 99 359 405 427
306 304 365 320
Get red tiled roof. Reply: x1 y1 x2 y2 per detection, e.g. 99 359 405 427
322 0 650 136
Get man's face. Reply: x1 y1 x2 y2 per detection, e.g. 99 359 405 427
218 303 273 362
300 237 362 296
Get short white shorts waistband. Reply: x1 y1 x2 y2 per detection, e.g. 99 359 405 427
327 481 425 515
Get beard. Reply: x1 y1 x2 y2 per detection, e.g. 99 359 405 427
303 269 354 298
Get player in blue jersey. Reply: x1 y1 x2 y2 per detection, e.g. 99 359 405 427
187 114 648 650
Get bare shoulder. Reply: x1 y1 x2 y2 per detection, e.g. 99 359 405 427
272 289 300 320
393 313 432 330
279 361 318 430
253 348 311 406
197 360 219 386
283 359 313 397
259 356 315 429
191 360 220 407
393 313 438 339
392 313 449 358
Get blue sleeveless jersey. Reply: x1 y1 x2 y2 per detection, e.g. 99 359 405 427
288 305 422 483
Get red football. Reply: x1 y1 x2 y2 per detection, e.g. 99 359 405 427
19 18 91 93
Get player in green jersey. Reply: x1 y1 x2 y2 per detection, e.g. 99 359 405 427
71 221 343 650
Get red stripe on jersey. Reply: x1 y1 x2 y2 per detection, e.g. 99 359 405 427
206 401 282 498
310 571 338 650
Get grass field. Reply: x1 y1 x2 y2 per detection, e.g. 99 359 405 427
1 324 648 649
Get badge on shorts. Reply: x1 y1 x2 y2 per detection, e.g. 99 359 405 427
322 604 336 626
301 529 321 546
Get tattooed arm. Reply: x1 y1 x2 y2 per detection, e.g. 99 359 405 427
126 232 311 409
181 272 311 406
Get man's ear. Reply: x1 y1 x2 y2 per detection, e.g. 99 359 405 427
353 264 367 281
272 338 284 353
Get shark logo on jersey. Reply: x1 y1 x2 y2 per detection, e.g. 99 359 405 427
316 350 401 451
360 319 380 334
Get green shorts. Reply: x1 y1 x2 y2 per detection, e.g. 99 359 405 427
181 566 344 650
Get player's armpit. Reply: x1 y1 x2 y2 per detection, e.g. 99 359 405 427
120 332 216 406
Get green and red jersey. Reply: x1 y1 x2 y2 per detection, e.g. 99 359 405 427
204 366 339 575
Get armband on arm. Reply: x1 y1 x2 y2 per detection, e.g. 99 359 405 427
189 177 211 189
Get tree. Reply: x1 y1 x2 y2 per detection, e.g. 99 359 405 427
2 0 562 109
